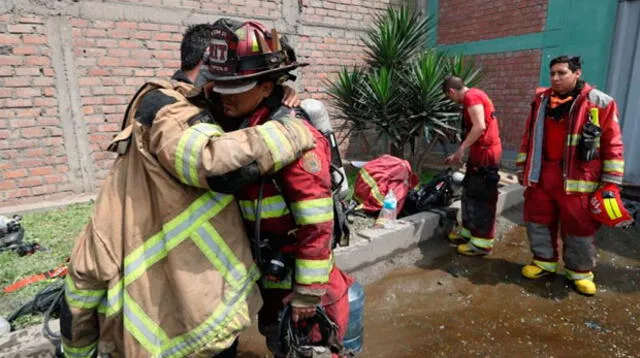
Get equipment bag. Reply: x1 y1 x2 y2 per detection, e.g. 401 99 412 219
353 155 418 214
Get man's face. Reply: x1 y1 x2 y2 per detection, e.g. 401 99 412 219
445 88 463 104
549 62 581 94
219 82 274 118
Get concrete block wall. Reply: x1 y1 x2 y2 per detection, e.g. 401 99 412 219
0 0 402 207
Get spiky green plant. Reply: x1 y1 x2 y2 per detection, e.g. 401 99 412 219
327 6 483 167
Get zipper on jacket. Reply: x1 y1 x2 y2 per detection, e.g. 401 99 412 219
563 95 580 187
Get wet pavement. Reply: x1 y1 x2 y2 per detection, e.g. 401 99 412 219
238 207 640 357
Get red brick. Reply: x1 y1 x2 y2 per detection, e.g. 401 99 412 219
0 88 12 97
94 20 115 29
15 88 41 98
5 188 32 199
98 57 120 66
34 98 56 107
0 181 16 190
21 127 48 138
0 130 11 140
44 87 56 97
15 108 40 117
30 166 53 176
12 46 38 55
71 18 89 27
86 29 107 38
117 21 138 30
7 24 37 33
25 56 50 66
33 77 54 86
22 35 48 44
3 169 27 179
18 177 42 188
44 174 66 184
56 165 70 173
119 40 141 48
15 67 41 76
78 77 102 86
32 184 58 196
6 99 33 108
0 67 14 76
108 48 130 57
0 56 23 66
0 34 21 45
3 77 31 87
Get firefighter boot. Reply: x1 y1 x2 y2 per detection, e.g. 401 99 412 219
448 226 470 244
457 242 490 257
573 279 597 296
521 264 555 280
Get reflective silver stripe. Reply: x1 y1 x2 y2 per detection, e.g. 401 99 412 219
196 225 245 286
192 122 223 137
160 266 260 357
565 269 594 281
98 282 123 316
533 260 558 273
181 129 207 186
565 180 600 193
290 198 333 225
601 174 623 184
123 293 167 354
238 196 289 221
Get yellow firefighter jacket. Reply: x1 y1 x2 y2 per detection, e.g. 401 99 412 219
61 77 315 358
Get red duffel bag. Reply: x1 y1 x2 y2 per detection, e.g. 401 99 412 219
353 155 418 213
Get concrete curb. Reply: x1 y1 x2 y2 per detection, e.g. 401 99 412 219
0 185 525 356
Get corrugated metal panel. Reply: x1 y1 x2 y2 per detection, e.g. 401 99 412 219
607 0 640 185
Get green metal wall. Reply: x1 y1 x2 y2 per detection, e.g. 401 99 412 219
430 0 619 90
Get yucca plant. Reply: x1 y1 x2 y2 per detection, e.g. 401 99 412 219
327 6 483 168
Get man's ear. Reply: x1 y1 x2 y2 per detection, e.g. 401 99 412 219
260 81 276 97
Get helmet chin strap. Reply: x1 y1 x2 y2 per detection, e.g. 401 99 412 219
194 65 212 90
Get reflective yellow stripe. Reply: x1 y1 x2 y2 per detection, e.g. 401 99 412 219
533 260 558 273
565 269 594 281
565 180 599 193
64 275 105 310
256 121 294 172
291 197 334 225
174 123 224 187
604 198 622 219
262 272 293 289
516 152 527 163
603 160 624 174
358 168 384 205
123 291 170 356
192 222 248 289
238 195 290 221
123 191 232 286
567 134 580 147
459 227 471 239
295 256 333 285
589 107 600 127
469 236 494 249
98 280 123 316
62 341 98 358
160 265 260 357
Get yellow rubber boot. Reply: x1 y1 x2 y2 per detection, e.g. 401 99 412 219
521 264 554 279
448 227 470 244
573 279 597 296
457 243 490 257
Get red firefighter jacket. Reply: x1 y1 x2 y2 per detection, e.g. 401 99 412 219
516 83 625 193
236 106 335 298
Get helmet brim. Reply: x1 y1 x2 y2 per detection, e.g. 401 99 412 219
203 62 309 83
212 80 258 94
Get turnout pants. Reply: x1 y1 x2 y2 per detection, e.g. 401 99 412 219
460 166 500 251
258 266 352 358
523 161 600 279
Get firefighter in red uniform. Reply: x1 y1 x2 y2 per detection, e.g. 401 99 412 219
516 56 625 296
443 76 503 256
200 19 353 357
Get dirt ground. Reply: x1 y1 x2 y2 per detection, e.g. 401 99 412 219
237 206 640 358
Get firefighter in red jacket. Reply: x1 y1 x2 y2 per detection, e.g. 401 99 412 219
516 55 625 296
443 76 503 256
200 19 353 357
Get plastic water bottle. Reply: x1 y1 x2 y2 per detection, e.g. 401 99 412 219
343 281 365 356
374 190 398 228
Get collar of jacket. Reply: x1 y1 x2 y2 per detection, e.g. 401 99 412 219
171 70 193 84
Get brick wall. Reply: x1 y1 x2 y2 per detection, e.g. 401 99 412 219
0 14 71 202
438 0 547 45
0 0 401 206
469 50 542 151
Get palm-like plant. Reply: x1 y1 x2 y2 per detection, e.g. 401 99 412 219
327 6 483 168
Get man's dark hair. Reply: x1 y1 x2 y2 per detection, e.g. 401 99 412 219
442 75 465 93
549 55 582 72
180 24 215 71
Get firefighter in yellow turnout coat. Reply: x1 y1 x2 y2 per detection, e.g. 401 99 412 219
60 73 315 357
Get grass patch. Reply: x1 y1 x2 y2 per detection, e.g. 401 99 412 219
0 203 93 328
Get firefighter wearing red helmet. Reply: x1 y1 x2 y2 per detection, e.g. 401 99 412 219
517 55 628 296
201 19 354 357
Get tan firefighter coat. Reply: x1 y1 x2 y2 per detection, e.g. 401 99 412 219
61 78 315 358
